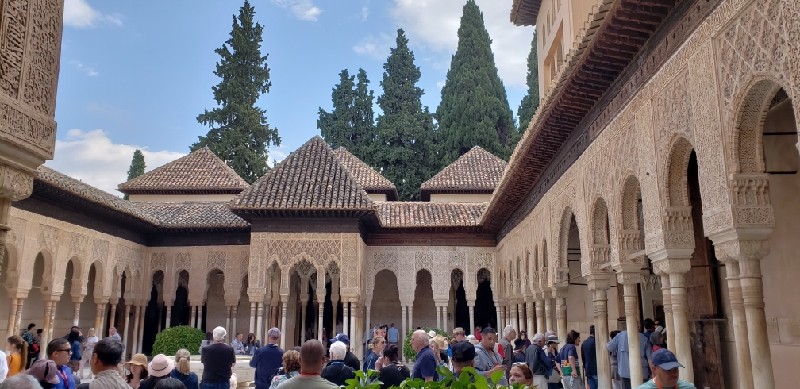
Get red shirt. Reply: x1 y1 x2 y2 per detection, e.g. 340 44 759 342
475 329 483 341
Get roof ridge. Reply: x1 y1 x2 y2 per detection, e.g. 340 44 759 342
230 136 376 212
420 146 508 191
118 147 248 194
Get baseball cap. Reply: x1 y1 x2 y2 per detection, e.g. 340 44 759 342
25 359 60 384
651 349 684 370
451 341 476 362
334 333 350 345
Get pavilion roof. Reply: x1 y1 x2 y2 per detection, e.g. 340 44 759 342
420 146 507 200
137 202 249 230
230 136 376 218
117 147 248 195
332 147 398 200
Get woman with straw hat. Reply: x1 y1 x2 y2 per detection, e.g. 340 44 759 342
139 354 175 389
125 353 149 389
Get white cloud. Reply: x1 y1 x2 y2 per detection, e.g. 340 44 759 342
436 80 446 89
64 0 122 28
352 33 394 60
267 146 288 167
69 61 98 77
388 0 535 87
271 0 322 21
45 129 185 196
360 6 369 21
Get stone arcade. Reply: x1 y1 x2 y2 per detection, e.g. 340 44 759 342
0 0 799 388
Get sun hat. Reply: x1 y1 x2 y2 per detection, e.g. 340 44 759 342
546 335 561 345
652 349 684 370
428 330 437 338
453 327 465 335
433 336 447 351
125 353 148 371
467 335 479 345
25 359 60 384
148 353 175 377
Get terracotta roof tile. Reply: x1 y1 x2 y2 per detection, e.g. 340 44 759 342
230 136 376 212
421 146 507 192
332 148 396 191
37 166 157 222
376 202 487 228
118 148 248 194
137 202 249 229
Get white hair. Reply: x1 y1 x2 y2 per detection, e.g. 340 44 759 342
0 374 40 389
330 341 347 360
503 325 515 338
213 326 227 341
413 330 429 342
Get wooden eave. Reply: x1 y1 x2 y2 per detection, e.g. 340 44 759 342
419 188 494 202
510 0 543 26
483 0 681 232
119 188 245 195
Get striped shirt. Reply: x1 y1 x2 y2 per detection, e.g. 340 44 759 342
90 369 129 389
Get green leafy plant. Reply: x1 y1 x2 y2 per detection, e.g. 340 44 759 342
344 369 383 389
342 366 536 388
402 327 450 362
151 326 205 356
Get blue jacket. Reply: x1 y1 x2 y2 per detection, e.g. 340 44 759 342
70 340 81 361
581 335 597 377
250 343 284 389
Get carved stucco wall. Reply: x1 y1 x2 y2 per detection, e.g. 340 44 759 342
497 0 799 387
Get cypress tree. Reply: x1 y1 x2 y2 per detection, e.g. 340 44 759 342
375 29 437 201
436 0 516 164
318 69 376 165
192 0 280 184
124 149 145 200
516 29 540 140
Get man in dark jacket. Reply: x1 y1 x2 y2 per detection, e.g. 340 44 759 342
525 333 551 389
250 327 284 389
333 333 361 372
582 325 598 389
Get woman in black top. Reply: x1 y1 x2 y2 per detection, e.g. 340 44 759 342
377 344 410 389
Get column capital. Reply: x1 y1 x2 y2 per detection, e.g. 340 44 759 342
710 231 770 263
651 256 692 275
466 300 475 307
93 297 109 305
552 287 568 300
615 271 642 285
585 274 612 291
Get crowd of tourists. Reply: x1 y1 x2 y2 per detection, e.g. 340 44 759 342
0 317 694 389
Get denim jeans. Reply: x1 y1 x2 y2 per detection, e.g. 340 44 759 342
587 375 599 389
201 381 230 389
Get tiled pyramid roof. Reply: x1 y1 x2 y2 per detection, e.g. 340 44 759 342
137 202 249 229
376 202 487 228
117 148 248 195
420 146 507 196
230 136 376 216
332 147 397 200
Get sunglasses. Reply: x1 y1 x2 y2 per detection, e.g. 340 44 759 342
58 348 72 353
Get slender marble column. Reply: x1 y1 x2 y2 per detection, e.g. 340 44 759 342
495 302 501 330
232 307 238 337
669 272 693 381
331 295 339 335
544 295 554 333
348 302 356 338
300 300 308 343
109 303 119 331
137 305 145 353
526 301 535 334
249 302 257 334
535 299 545 334
256 303 265 342
190 306 197 328
351 302 362 359
659 274 675 352
74 302 82 327
122 304 131 352
343 302 350 337
512 303 519 331
401 305 407 347
13 299 23 339
317 301 324 341
587 275 612 389
197 305 204 331
722 261 754 389
225 306 232 341
6 298 18 338
739 256 775 389
467 301 475 334
41 300 55 351
366 305 372 333
408 306 413 332
95 303 106 337
164 305 171 329
555 289 568 340
436 306 442 330
280 301 288 350
131 305 141 355
622 282 643 387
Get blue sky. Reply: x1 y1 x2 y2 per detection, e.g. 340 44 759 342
48 0 535 195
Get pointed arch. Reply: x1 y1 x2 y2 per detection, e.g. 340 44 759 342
732 77 788 174
665 137 695 207
591 197 611 245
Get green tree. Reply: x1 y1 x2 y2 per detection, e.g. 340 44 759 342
318 68 376 165
516 29 540 142
124 149 145 200
374 29 438 201
436 0 516 164
192 0 280 184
